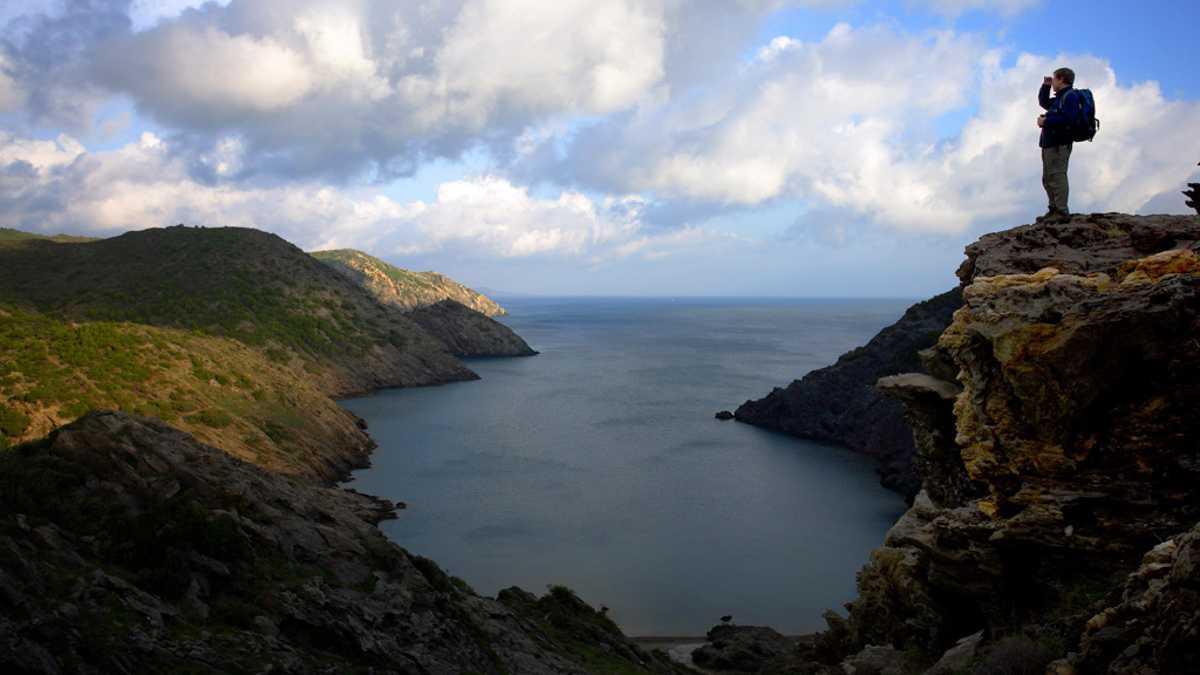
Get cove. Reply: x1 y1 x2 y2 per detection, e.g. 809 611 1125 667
344 297 909 636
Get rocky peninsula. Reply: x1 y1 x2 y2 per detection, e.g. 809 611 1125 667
734 289 962 497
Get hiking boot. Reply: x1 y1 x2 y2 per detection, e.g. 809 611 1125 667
1036 209 1070 224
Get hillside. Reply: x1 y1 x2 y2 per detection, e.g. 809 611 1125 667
0 226 476 398
312 248 508 316
0 227 98 244
0 305 373 481
0 412 692 674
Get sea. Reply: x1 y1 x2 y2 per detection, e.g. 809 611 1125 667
343 297 912 636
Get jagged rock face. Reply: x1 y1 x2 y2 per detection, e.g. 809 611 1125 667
942 255 1200 549
407 299 539 357
846 214 1200 667
0 412 688 674
734 288 964 496
1077 523 1200 673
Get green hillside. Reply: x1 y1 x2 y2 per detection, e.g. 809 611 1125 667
312 248 507 316
0 227 97 244
0 225 484 478
0 305 371 479
0 226 474 397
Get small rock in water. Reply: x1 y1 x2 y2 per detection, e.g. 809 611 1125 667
714 410 734 420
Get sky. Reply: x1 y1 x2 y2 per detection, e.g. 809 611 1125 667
1 0 1197 298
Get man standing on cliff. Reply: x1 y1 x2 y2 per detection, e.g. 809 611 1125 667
1037 67 1082 222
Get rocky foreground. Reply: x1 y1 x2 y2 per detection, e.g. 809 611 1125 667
0 412 690 674
705 213 1200 673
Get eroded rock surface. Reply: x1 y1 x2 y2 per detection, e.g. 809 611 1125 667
0 412 688 674
834 213 1200 672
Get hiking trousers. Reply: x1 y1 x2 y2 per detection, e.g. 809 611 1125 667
1042 144 1072 213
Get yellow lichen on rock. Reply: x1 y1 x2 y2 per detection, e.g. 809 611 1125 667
1118 248 1200 285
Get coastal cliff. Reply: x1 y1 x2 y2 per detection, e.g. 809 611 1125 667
734 289 963 496
0 412 690 674
714 213 1200 673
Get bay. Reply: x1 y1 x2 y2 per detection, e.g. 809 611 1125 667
344 297 910 636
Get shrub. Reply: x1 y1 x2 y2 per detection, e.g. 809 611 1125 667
187 408 234 429
0 404 30 436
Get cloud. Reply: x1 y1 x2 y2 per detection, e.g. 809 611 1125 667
527 23 1200 234
0 0 131 129
0 52 22 111
76 0 686 180
3 1 839 181
100 24 315 118
0 130 719 262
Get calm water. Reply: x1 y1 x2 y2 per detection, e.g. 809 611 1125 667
344 297 910 636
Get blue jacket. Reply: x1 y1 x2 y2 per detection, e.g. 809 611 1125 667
1039 84 1081 148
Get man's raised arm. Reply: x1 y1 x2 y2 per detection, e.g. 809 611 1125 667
1039 81 1054 111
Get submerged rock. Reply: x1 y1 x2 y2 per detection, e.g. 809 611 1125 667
715 410 734 420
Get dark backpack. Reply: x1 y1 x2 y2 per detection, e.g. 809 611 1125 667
1071 88 1099 142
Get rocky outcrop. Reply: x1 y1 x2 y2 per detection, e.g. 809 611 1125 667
0 412 691 674
312 249 508 316
407 299 538 357
690 625 793 672
1076 522 1200 673
708 214 1200 673
831 214 1200 671
734 288 963 496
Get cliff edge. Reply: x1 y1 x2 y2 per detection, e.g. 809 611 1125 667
721 213 1200 673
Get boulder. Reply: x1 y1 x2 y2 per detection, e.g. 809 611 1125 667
692 624 792 672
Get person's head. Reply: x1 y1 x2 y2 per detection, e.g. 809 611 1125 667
1052 67 1075 92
